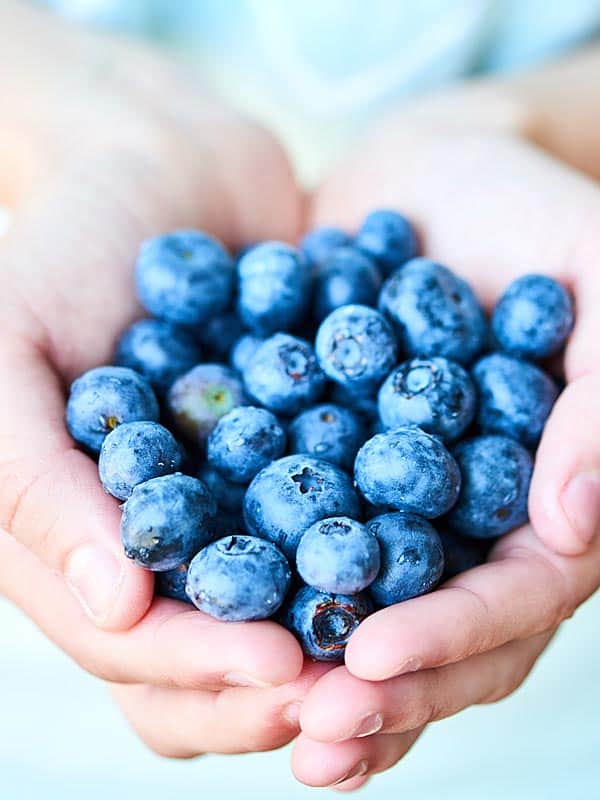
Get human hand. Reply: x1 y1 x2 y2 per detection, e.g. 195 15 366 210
291 125 600 788
0 0 304 716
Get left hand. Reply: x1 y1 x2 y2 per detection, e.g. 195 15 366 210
291 122 600 789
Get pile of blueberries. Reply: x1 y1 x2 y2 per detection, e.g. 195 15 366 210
65 210 574 661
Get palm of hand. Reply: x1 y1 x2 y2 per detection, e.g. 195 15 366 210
2 56 600 791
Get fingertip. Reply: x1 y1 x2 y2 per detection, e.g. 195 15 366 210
291 734 369 788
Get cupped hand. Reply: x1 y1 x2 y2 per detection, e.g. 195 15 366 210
0 4 304 702
292 126 600 788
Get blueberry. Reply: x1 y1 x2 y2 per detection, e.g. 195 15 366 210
237 242 312 334
354 427 461 518
196 311 245 362
212 508 248 538
492 274 574 359
379 258 487 364
168 364 246 446
313 247 382 321
296 517 380 594
329 382 380 422
197 464 247 513
121 473 216 570
99 421 182 500
155 562 192 603
300 226 351 269
135 229 234 325
447 435 533 538
282 585 372 661
244 455 360 559
367 512 444 606
472 353 558 447
66 366 159 454
378 357 476 441
243 333 326 416
207 406 286 484
230 334 263 374
185 535 291 621
114 319 202 396
288 403 365 470
355 209 419 275
315 304 397 391
437 530 488 580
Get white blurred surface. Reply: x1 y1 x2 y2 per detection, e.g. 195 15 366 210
1 587 598 799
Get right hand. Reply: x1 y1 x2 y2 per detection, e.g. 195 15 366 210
0 1 304 696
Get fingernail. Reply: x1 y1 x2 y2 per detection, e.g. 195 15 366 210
282 701 302 726
223 672 273 688
352 712 384 738
561 472 600 545
331 759 369 786
65 544 122 622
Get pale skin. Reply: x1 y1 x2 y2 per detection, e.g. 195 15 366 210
2 1 600 791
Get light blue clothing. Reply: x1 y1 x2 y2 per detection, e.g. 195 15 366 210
44 0 600 117
41 1 600 179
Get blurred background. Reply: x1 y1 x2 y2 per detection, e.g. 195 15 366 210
3 1 600 796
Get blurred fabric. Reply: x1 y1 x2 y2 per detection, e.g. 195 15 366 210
39 0 600 181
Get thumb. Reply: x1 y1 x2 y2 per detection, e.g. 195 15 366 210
0 336 154 630
529 256 600 556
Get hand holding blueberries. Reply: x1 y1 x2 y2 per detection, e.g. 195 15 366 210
3 5 600 790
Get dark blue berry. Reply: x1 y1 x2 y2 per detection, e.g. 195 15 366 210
378 357 476 441
283 585 372 661
367 512 444 606
315 304 397 391
237 242 311 334
447 435 533 538
197 464 247 514
66 366 159 454
356 209 418 275
314 247 381 321
379 258 486 364
243 333 326 416
121 473 216 570
230 334 263 374
472 353 558 447
300 226 351 269
186 535 291 621
492 274 574 359
288 403 365 470
296 516 380 594
114 319 202 396
155 562 192 603
98 421 182 500
135 230 234 325
207 406 286 484
354 427 461 518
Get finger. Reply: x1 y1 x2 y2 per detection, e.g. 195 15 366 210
530 372 600 555
0 529 304 688
291 729 421 788
529 257 600 555
110 661 330 758
301 633 552 743
344 524 600 681
0 339 154 631
312 129 600 306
